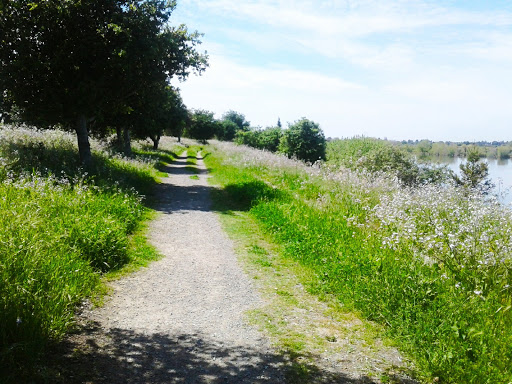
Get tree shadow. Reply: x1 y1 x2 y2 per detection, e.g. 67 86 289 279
39 321 384 384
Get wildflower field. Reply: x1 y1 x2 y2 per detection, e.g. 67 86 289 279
205 141 512 383
0 125 182 380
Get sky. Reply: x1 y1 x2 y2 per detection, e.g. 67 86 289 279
170 0 512 141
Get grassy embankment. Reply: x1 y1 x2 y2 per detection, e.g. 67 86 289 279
0 126 183 381
205 140 512 384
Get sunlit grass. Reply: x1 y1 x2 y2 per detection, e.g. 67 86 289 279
205 140 512 384
0 125 179 381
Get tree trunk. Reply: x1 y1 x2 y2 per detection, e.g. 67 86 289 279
122 127 132 157
152 134 160 150
116 126 122 150
177 135 181 143
75 115 92 167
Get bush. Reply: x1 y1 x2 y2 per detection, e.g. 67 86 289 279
279 118 326 163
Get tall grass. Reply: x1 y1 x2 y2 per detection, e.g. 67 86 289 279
205 141 512 383
0 125 180 380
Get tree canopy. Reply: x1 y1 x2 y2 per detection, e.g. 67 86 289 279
186 109 217 143
0 0 208 165
221 110 250 131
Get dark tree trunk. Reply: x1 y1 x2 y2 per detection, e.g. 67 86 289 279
148 134 160 150
75 115 92 167
116 126 122 150
153 134 160 150
122 127 131 156
177 135 181 143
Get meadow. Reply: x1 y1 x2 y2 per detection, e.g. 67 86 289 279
0 125 183 381
205 140 512 383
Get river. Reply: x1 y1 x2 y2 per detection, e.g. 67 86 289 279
433 157 512 205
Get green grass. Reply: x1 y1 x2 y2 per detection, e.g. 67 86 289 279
207 149 416 383
0 126 180 382
204 142 512 384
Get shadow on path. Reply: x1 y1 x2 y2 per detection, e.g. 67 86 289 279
44 322 384 384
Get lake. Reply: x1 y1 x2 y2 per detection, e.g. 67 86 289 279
434 157 512 205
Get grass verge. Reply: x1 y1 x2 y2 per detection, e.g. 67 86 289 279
0 126 182 382
204 141 512 384
207 148 417 383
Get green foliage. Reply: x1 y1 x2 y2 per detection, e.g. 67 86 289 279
0 126 169 380
279 118 326 163
0 0 207 164
327 137 453 186
259 126 283 152
234 129 260 147
453 148 494 193
234 126 283 152
186 109 217 143
221 110 250 131
205 142 512 384
216 119 239 141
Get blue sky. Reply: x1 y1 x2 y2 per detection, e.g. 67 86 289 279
171 0 512 141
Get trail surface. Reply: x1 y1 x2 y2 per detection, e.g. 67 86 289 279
56 153 286 383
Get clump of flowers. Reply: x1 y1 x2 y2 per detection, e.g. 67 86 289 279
368 183 512 295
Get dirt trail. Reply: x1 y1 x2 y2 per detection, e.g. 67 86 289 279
50 151 414 384
55 153 286 383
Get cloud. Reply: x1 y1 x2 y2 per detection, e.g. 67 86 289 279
173 1 512 141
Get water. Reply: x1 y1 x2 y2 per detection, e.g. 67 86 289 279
434 156 512 204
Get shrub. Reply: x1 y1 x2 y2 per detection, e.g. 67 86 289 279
279 118 326 163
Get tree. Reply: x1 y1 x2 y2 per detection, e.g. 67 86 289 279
0 0 207 166
453 148 493 193
279 118 326 163
127 85 188 151
186 110 217 143
221 110 250 131
216 120 239 141
259 126 282 152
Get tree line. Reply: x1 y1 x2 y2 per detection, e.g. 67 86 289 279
0 0 208 165
189 110 327 164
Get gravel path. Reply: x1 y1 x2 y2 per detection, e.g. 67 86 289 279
58 152 286 383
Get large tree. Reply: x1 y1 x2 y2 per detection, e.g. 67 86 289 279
0 0 207 166
186 109 217 143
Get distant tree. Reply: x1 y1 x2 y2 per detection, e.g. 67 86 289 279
277 118 282 128
234 129 261 148
279 118 326 163
453 148 493 194
129 85 188 150
216 120 239 141
0 0 207 166
259 126 282 152
417 140 433 157
222 110 250 131
186 110 217 143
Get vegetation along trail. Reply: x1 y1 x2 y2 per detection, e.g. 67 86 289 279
47 146 416 384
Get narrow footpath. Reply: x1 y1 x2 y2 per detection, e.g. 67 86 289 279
49 151 415 384
54 152 286 383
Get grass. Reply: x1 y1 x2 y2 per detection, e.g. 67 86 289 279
204 141 512 384
207 148 416 383
0 125 182 382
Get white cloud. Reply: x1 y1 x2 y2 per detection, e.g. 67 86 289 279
172 1 512 141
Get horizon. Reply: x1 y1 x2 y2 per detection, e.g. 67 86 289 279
171 0 512 142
